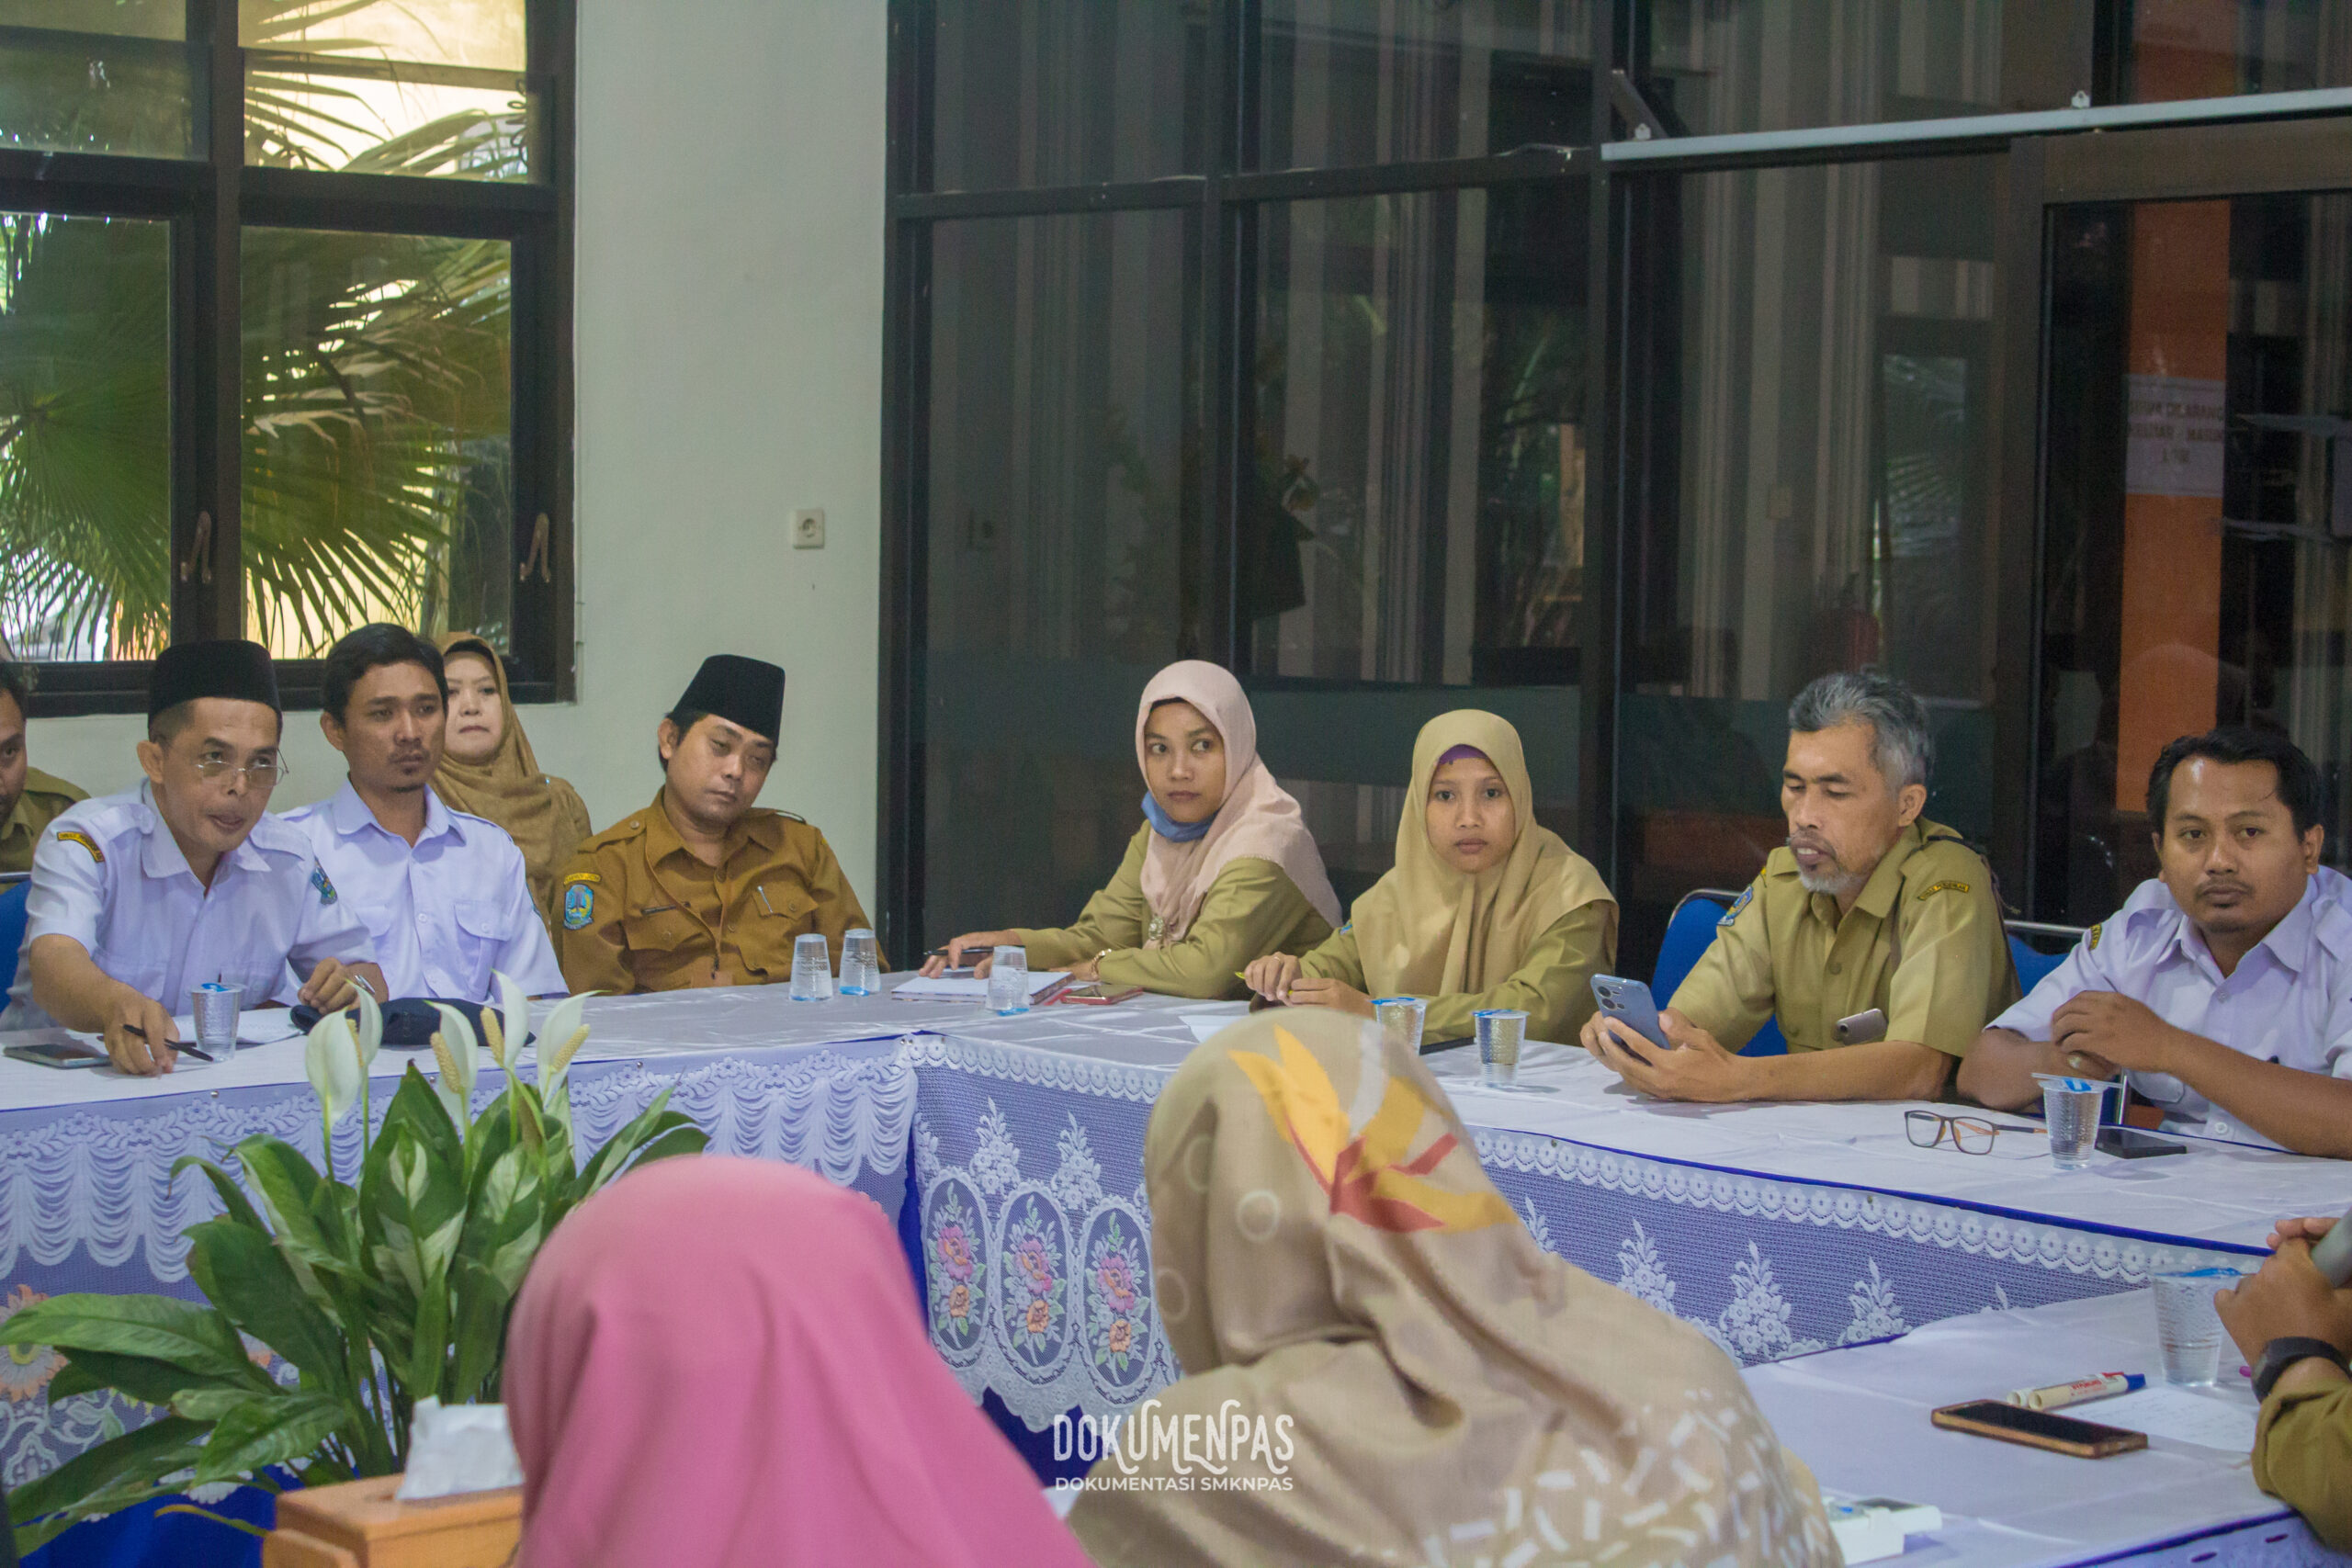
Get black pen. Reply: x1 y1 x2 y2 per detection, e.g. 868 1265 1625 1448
121 1024 209 1064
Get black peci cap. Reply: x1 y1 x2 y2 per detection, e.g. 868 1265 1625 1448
149 639 280 720
675 654 785 743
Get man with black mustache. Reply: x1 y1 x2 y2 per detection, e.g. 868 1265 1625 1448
1962 728 2352 1157
284 624 563 1004
1585 671 2017 1102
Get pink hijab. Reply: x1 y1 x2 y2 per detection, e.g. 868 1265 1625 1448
1135 661 1343 946
505 1157 1093 1568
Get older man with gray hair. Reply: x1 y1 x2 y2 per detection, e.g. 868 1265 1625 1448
1584 670 2018 1103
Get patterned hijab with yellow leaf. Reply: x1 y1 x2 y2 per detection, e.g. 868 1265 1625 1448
1068 1010 1836 1568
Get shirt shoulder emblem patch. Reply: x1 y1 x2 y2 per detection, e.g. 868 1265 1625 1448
53 829 102 864
563 882 594 930
1916 879 1972 899
2087 922 2102 951
310 866 338 905
1718 885 1756 927
563 870 601 886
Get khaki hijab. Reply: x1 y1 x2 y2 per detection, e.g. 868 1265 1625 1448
431 633 593 921
1068 1009 1835 1568
1351 710 1613 997
1134 661 1341 946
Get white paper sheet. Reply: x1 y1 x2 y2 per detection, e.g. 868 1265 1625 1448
2087 1384 2261 1451
67 1011 304 1053
1177 1002 1251 1043
889 971 1070 1003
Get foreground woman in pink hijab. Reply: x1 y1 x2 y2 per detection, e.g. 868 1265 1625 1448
504 1156 1093 1568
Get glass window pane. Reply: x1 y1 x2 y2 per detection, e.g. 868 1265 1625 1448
1642 1 2007 137
1244 184 1589 901
1617 154 2003 953
243 228 514 659
922 210 1196 942
2121 0 2352 102
1258 0 1597 169
243 0 532 180
930 1 1204 191
0 214 172 662
0 1 193 158
2038 189 2352 924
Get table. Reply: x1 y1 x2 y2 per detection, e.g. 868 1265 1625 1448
1745 1290 2326 1568
4 983 2349 1568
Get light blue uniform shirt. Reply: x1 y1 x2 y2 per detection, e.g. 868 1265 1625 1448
1992 864 2352 1147
280 782 564 1004
1 783 376 1029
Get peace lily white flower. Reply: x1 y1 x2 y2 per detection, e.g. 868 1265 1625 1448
428 1004 484 1130
303 1012 365 1125
486 971 532 1071
533 991 595 1100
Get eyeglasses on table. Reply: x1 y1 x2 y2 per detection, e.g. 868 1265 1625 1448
1904 1109 2041 1156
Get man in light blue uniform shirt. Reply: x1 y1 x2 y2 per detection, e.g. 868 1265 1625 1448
282 625 563 1003
3 640 383 1074
1962 727 2352 1156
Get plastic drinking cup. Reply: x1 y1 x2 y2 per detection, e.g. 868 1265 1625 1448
1374 997 1427 1057
788 933 834 1002
988 946 1030 1014
1476 1009 1527 1088
2036 1074 2106 1170
190 983 243 1062
2152 1267 2245 1386
840 930 881 996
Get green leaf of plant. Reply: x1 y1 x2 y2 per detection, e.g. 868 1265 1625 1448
182 1218 351 1404
444 1256 512 1404
0 1296 271 1391
191 1393 351 1486
169 1154 268 1235
48 1347 250 1411
8 1415 207 1529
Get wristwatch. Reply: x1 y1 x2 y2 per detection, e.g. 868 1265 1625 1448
2251 1336 2349 1402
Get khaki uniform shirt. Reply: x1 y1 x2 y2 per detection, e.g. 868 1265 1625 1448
556 789 877 996
1300 901 1616 1045
1012 824 1333 1001
2255 1379 2352 1552
1 767 88 876
1669 818 2018 1057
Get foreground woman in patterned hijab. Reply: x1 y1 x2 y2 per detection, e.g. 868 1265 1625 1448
1068 1008 1837 1568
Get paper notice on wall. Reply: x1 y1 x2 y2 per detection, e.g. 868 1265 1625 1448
2125 374 2225 498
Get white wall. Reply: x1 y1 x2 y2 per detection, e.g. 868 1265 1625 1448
31 2 890 900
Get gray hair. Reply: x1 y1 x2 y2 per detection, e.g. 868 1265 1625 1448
1787 671 1933 793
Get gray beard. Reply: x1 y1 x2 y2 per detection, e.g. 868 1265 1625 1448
1794 863 1866 901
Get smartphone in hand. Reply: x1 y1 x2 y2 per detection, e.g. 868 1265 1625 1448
1591 975 1674 1053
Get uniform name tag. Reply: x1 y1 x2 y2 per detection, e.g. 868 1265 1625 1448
563 883 594 930
53 829 102 863
1916 880 1971 899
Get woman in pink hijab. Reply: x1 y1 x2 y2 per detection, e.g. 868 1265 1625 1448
919 660 1343 998
504 1156 1093 1568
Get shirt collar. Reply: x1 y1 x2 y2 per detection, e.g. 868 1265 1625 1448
643 785 778 868
1825 818 1930 925
2150 872 2327 980
328 779 463 846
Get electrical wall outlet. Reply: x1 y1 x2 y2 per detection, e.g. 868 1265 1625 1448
791 507 826 549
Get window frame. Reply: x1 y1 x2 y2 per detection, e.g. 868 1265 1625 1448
10 0 574 716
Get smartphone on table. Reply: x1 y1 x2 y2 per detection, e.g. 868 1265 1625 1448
1930 1400 2145 1458
1590 976 1674 1053
2096 1127 2186 1159
4 1035 108 1070
1057 984 1141 1005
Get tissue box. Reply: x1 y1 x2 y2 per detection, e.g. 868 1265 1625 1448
261 1474 521 1568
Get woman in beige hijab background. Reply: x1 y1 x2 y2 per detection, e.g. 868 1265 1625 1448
433 633 594 931
1247 709 1616 1043
1067 1008 1836 1568
922 660 1340 998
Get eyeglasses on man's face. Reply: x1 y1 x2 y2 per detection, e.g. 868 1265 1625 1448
190 754 288 789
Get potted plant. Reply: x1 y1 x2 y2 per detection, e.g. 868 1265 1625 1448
0 979 707 1555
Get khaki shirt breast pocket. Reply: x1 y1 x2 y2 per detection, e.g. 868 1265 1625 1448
739 879 815 978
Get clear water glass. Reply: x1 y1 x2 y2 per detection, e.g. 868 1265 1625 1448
190 983 243 1062
1476 1009 1527 1088
2036 1074 2106 1170
2152 1267 2245 1386
788 933 834 1002
988 945 1030 1015
1374 997 1427 1057
840 929 880 996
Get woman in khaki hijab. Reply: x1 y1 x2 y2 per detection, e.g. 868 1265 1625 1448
433 633 593 930
1247 710 1615 1043
1068 1008 1836 1568
921 660 1340 998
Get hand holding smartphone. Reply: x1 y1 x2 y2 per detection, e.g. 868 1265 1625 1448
1590 976 1674 1054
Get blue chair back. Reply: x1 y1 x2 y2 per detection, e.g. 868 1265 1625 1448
0 880 28 1001
1651 889 1787 1057
2007 925 2084 997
